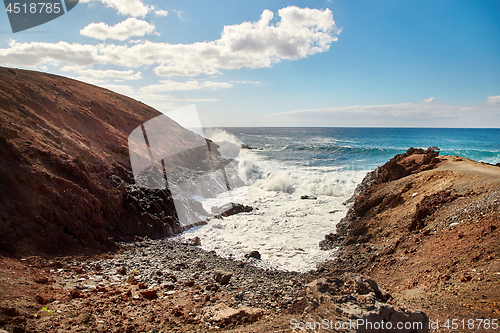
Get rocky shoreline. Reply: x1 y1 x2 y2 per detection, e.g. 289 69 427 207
1 142 498 332
317 148 500 324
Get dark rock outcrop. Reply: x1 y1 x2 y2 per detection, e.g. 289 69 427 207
410 190 458 231
321 147 441 250
303 273 429 333
211 203 254 217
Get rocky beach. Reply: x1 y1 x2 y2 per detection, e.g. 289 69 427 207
0 68 499 332
0 234 429 332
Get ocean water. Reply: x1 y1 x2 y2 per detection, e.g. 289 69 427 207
178 128 500 272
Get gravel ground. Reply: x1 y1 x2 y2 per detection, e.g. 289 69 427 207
57 237 308 311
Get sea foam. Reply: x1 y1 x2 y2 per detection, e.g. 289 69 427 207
178 129 367 272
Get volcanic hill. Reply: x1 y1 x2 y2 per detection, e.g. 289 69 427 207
0 66 195 256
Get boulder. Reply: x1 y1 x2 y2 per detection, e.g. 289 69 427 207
245 250 261 260
140 289 158 300
212 203 254 217
202 303 264 325
190 236 201 246
214 270 232 285
304 274 427 333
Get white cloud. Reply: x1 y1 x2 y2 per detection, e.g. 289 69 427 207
97 84 219 112
0 6 340 78
155 9 168 17
270 101 469 118
80 0 152 17
184 98 219 102
265 100 500 127
139 80 233 92
0 40 99 67
80 18 155 41
422 97 436 102
61 66 142 84
486 95 500 105
231 80 262 85
173 9 185 21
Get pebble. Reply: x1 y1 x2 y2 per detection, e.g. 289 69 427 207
57 237 305 309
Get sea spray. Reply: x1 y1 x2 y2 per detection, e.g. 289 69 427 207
179 128 367 272
178 127 500 272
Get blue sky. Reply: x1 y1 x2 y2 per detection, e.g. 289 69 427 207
1 0 499 127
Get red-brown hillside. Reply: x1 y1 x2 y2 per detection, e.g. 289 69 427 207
0 67 195 256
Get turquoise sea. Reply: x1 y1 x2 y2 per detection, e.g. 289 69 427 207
223 127 500 171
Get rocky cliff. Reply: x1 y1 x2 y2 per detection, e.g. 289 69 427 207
318 147 500 320
0 67 200 256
